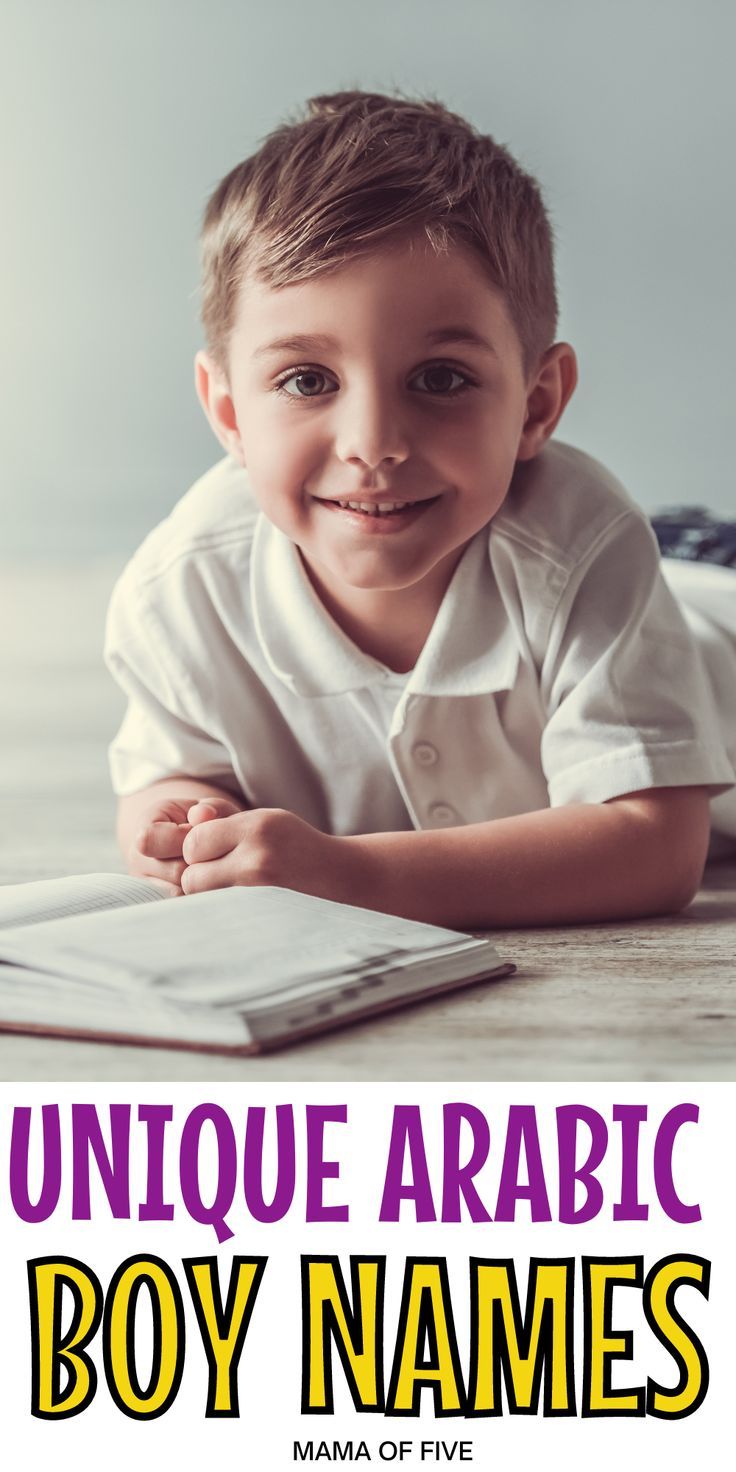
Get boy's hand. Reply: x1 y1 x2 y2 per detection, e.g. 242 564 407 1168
131 796 242 892
180 807 362 905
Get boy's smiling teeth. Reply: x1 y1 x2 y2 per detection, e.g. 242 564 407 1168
319 496 438 518
337 499 410 516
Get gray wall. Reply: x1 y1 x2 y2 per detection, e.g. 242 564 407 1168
2 0 734 556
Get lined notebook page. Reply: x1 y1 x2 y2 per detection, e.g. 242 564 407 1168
0 873 166 930
0 885 491 1005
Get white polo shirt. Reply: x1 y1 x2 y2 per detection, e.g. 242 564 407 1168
104 441 736 839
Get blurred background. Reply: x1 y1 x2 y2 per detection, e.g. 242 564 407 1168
1 0 734 558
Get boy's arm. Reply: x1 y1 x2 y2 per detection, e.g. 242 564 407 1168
347 786 711 928
179 785 711 927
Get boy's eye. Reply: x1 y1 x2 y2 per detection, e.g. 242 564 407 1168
410 364 470 395
274 362 473 399
276 368 337 398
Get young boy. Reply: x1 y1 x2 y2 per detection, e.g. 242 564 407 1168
105 90 736 929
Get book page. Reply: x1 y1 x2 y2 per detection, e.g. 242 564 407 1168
0 873 167 930
0 885 496 1008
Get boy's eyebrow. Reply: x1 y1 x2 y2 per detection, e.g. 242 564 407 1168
252 334 342 360
425 325 499 358
252 326 500 360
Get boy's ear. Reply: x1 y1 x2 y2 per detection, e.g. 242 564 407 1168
516 342 578 462
194 351 246 466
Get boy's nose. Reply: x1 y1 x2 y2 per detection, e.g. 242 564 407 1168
334 384 410 471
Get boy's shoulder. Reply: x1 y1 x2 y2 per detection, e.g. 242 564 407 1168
115 456 258 594
493 439 644 572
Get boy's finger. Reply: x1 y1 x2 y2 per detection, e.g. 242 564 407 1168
181 858 230 895
147 878 184 898
181 821 235 865
147 858 187 887
187 798 241 824
156 800 194 826
186 802 218 826
129 857 187 888
136 821 191 859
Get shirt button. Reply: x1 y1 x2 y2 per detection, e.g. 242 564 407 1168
428 801 457 825
412 741 438 767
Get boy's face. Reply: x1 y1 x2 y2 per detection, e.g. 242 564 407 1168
197 234 575 635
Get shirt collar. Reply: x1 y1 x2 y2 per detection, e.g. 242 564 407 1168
250 514 519 699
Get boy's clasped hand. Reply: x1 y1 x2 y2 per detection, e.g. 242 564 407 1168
135 799 359 905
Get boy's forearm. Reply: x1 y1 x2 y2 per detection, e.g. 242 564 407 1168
116 776 244 861
344 789 711 929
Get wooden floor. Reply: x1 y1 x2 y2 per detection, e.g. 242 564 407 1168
1 560 735 1082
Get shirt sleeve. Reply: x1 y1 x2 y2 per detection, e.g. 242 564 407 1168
104 574 240 798
539 511 736 807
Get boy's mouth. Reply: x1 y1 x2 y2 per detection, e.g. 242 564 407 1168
313 494 441 527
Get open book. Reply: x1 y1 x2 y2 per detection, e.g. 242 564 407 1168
0 874 515 1054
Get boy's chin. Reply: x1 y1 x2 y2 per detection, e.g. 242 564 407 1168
303 546 451 597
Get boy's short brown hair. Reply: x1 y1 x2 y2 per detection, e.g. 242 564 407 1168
200 89 558 382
